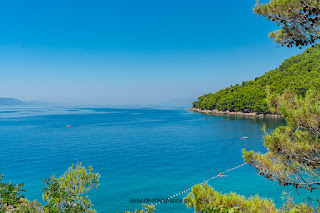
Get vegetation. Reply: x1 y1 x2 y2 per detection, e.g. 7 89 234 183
192 44 320 114
193 0 320 114
4 0 319 213
124 204 155 213
0 162 100 213
185 90 320 212
128 1 320 212
183 183 278 212
243 90 320 191
185 0 320 212
254 0 320 48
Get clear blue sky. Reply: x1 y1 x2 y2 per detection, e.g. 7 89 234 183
0 0 303 105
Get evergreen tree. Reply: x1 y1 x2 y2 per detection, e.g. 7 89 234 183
254 0 320 48
243 89 320 192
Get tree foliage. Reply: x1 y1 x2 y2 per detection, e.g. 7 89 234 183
184 90 320 213
183 183 318 212
0 163 99 213
43 163 100 213
192 44 320 114
124 204 155 213
254 0 320 48
243 89 320 191
183 183 278 213
0 174 25 212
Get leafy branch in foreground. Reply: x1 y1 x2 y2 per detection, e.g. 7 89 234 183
43 162 100 213
183 183 318 213
0 162 100 213
0 174 25 211
254 0 320 48
183 183 278 213
124 204 155 213
244 89 320 191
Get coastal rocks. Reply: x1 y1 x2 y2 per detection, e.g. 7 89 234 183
189 108 282 118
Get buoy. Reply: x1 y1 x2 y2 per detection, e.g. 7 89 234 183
66 125 71 129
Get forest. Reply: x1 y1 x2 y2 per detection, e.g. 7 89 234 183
192 44 320 114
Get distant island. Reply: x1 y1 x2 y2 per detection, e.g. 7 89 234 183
191 44 320 116
0 98 43 105
0 97 25 105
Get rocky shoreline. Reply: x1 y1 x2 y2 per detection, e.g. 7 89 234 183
189 108 282 118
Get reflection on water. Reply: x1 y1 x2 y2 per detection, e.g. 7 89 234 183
223 115 285 129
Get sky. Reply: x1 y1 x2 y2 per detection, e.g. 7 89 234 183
0 0 304 105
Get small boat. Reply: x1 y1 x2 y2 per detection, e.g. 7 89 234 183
240 136 248 140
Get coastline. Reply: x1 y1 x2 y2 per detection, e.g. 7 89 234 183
189 108 282 118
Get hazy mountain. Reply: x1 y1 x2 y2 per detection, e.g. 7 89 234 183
0 98 25 105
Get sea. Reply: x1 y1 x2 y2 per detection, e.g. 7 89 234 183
0 106 318 212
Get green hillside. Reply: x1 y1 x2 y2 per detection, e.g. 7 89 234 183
192 45 320 114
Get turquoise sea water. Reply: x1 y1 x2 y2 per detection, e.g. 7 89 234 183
0 106 318 212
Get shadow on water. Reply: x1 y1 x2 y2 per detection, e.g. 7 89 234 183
216 115 286 129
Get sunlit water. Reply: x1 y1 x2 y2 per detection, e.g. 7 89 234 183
0 106 317 212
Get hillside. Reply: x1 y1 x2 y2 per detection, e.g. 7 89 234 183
0 98 25 105
192 45 320 114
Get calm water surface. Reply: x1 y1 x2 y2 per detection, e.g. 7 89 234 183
0 106 317 212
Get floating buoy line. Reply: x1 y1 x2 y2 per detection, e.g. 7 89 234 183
148 163 247 207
